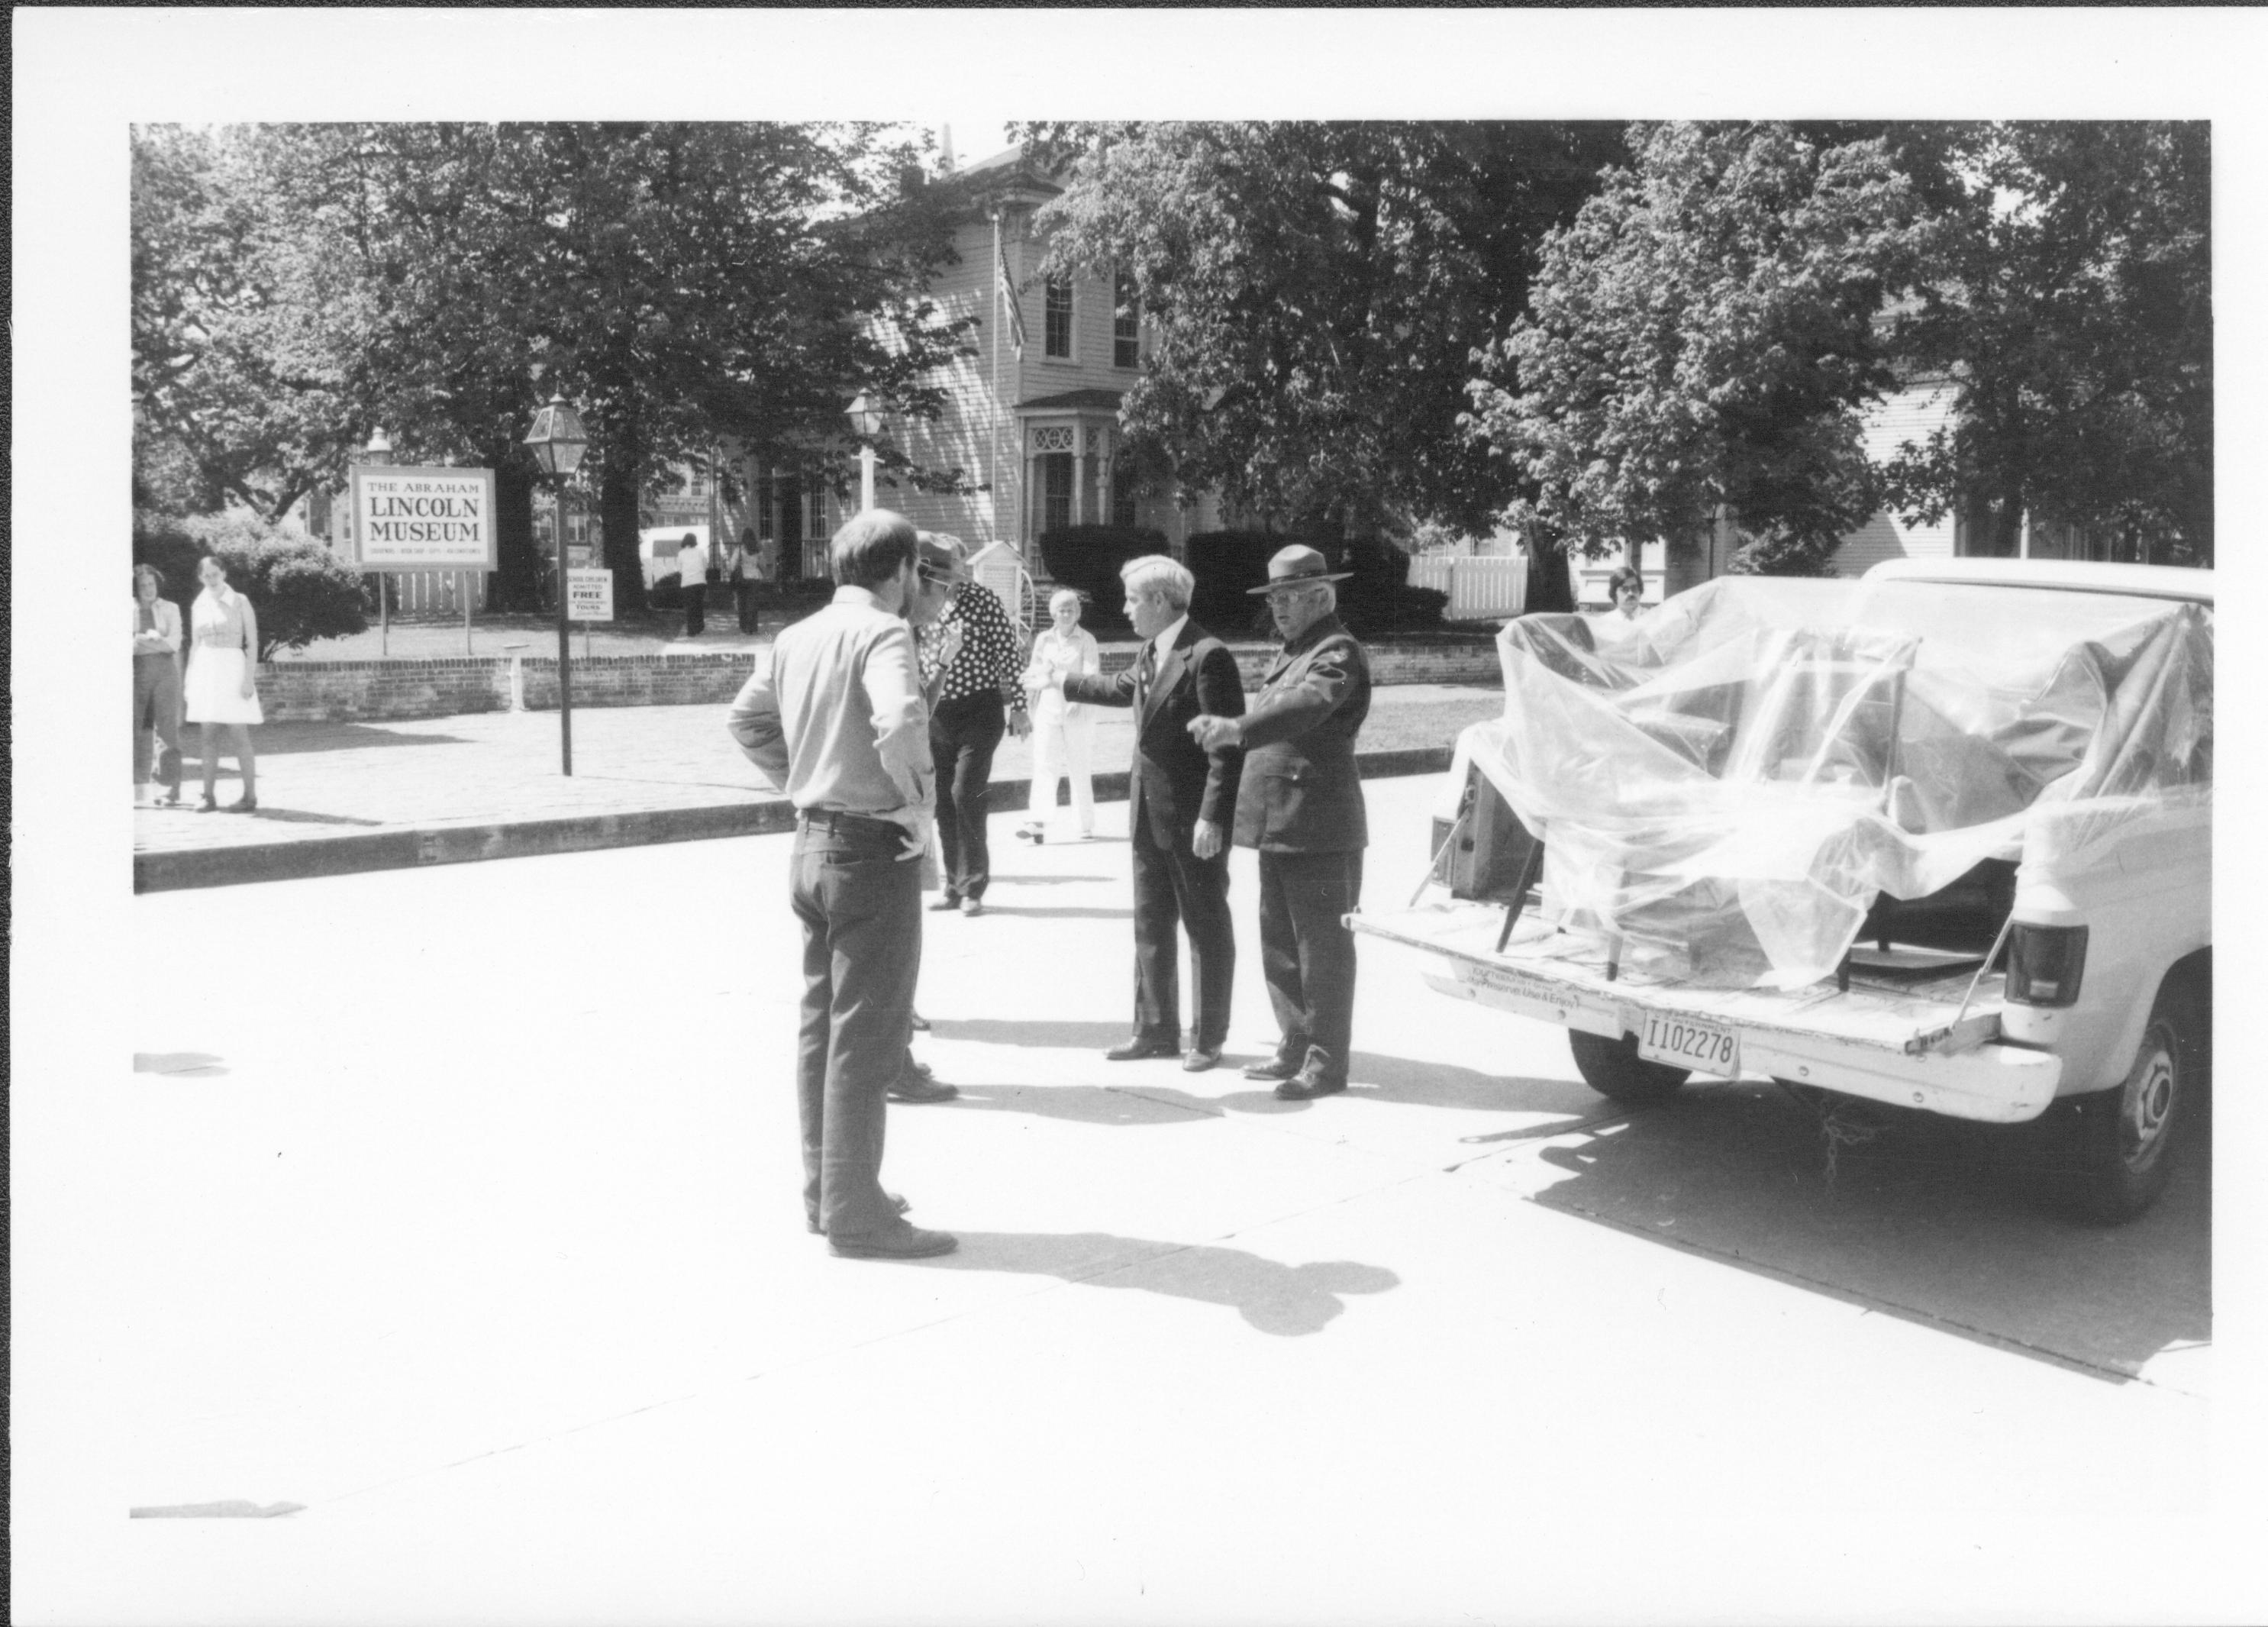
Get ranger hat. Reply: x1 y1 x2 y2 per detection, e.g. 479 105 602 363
1247 544 1354 594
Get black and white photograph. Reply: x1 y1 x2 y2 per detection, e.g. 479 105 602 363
14 8 2268 1624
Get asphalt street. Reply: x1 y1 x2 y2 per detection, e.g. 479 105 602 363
20 776 2231 1625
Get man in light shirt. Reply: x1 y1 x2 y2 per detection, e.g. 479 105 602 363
727 509 956 1259
677 532 708 637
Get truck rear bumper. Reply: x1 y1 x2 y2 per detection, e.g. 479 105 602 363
1356 904 2063 1125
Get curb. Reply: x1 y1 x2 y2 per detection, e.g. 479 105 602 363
133 747 1454 894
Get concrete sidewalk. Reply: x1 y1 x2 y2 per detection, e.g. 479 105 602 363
133 686 1502 892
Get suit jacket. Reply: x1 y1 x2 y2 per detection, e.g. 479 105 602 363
1231 613 1372 854
1064 618 1244 847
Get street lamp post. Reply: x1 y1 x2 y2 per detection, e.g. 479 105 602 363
522 392 589 776
846 394 882 512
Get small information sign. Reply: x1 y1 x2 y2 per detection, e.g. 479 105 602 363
566 568 615 623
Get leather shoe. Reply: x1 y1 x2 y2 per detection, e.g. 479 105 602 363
828 1224 958 1260
887 1071 960 1105
960 897 984 918
1182 1047 1222 1073
1275 1071 1347 1102
1243 1054 1302 1082
1105 1036 1180 1062
809 1193 910 1235
928 895 963 912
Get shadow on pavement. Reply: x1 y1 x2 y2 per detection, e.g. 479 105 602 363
221 807 387 828
1346 1051 1600 1115
217 724 476 755
928 1018 1131 1051
133 1051 229 1076
1518 1081 2209 1382
918 1229 1401 1335
945 1084 1218 1127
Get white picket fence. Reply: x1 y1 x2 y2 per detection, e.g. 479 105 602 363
1406 554 1528 621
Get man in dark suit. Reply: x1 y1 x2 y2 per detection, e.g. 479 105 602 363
1189 546 1372 1100
1046 555 1245 1072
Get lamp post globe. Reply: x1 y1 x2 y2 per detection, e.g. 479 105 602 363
846 393 882 512
523 392 589 775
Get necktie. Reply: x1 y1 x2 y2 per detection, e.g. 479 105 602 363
1136 641 1157 706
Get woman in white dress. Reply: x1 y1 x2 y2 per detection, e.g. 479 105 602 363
183 555 263 812
1018 587 1101 843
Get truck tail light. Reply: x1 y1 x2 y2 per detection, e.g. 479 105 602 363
2007 923 2088 1008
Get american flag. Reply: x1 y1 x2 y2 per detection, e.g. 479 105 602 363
997 238 1027 358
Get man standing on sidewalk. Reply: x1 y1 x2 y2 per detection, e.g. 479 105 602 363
726 508 956 1259
1052 555 1245 1073
1189 546 1372 1100
918 534 1031 917
677 533 708 638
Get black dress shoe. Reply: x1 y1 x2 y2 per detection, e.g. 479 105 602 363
808 1193 911 1235
887 1072 960 1104
1275 1071 1347 1102
1105 1036 1181 1062
1182 1047 1222 1073
828 1225 958 1260
1243 1054 1302 1082
928 894 963 912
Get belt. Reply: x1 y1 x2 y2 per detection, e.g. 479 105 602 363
798 809 905 838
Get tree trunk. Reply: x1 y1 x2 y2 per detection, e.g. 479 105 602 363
489 460 540 612
598 416 648 612
1524 536 1576 615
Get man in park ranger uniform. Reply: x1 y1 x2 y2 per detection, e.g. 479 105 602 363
1188 546 1373 1100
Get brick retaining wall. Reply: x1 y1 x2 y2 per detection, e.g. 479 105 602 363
259 641 1500 723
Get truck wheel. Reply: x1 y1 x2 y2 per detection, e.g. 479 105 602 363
2058 980 2206 1225
1569 1029 1690 1106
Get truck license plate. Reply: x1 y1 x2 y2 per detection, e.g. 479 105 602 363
1637 1011 1741 1077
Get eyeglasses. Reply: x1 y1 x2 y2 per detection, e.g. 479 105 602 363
918 570 962 590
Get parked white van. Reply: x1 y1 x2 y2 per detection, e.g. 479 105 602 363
1355 560 2212 1222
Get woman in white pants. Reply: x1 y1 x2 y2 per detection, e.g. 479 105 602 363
1019 587 1100 843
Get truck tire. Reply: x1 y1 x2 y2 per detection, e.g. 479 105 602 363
1569 1029 1690 1106
2057 977 2207 1225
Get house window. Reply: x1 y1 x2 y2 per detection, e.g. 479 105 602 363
1041 453 1074 533
1111 477 1137 528
1113 271 1140 369
1045 279 1073 360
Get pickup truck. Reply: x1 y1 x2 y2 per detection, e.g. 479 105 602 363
1351 560 2212 1222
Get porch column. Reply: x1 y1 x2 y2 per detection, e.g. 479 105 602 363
1073 433 1088 527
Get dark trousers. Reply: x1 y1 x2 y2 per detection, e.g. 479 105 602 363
684 583 706 636
930 691 1005 902
733 579 758 634
134 654 182 789
1257 849 1363 1083
1129 807 1235 1050
790 816 922 1240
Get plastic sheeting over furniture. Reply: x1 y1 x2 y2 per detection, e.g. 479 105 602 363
1454 576 2212 990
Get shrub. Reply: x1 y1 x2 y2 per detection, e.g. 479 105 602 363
133 509 370 660
1183 529 1301 638
1180 529 1450 640
1037 524 1167 632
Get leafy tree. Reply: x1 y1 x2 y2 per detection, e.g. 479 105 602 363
131 125 366 521
134 122 979 611
1466 122 1930 578
1022 121 1625 544
1877 122 2212 564
133 510 370 659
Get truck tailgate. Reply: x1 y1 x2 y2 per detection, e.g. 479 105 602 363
1353 901 2063 1123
